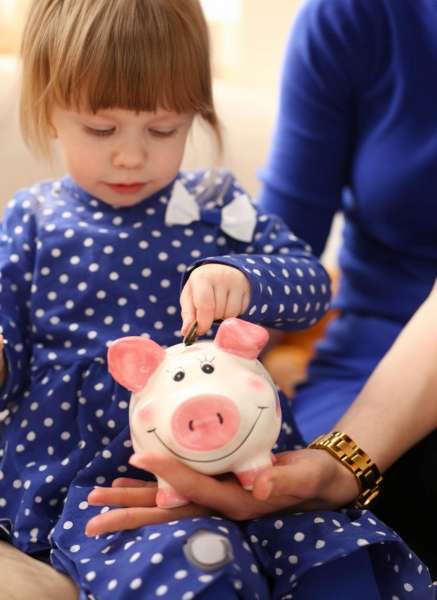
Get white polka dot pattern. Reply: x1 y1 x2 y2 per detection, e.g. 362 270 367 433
0 171 430 598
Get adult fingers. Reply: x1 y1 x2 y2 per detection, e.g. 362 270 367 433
85 504 211 537
111 478 156 488
251 463 312 504
87 485 157 508
130 454 253 518
252 449 356 508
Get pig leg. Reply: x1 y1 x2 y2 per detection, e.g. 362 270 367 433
155 476 190 509
234 453 273 490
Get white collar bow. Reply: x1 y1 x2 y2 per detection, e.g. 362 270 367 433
165 179 257 243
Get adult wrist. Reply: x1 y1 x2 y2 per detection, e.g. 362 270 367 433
308 431 383 509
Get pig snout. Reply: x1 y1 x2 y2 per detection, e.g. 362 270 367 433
171 395 240 451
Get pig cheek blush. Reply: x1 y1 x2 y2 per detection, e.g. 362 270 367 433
137 405 155 425
246 375 267 393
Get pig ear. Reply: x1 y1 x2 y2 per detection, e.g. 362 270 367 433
107 336 166 392
214 318 269 360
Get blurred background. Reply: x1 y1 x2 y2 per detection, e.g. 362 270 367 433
0 0 301 86
0 0 302 190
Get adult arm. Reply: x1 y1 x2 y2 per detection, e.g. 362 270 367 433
332 282 437 472
258 0 387 255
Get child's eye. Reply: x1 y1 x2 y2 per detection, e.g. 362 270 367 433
84 126 115 137
149 128 177 139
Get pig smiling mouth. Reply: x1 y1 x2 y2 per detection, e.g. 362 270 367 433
147 406 268 463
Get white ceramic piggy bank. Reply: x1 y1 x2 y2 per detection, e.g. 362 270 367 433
108 318 281 508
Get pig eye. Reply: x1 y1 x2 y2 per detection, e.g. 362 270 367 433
201 363 214 374
173 370 185 382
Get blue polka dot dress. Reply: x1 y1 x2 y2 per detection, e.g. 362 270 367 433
0 171 432 598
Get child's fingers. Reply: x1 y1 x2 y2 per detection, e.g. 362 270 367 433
211 285 227 321
180 284 196 335
241 290 251 314
223 287 246 319
190 278 215 334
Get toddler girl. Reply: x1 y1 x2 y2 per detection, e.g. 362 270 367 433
0 1 430 599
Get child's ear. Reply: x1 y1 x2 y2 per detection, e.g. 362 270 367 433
48 120 58 139
49 126 58 139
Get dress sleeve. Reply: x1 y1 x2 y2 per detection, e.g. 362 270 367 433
258 0 388 256
183 174 332 331
0 192 36 407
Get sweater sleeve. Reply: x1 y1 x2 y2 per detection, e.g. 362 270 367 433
0 192 36 408
183 174 332 331
258 0 388 256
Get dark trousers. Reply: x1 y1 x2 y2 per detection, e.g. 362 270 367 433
372 430 437 579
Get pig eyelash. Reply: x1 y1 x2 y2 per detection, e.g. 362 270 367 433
199 355 215 375
198 354 215 365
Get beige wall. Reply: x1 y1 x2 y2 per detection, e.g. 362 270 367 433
1 0 303 87
210 0 302 90
0 0 30 54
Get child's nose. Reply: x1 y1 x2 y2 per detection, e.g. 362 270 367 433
112 144 146 169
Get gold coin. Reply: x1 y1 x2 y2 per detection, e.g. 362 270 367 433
183 321 198 346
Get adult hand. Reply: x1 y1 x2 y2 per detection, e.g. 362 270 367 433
85 478 211 537
180 264 250 336
85 449 359 536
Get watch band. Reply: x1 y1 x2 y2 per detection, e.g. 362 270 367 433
308 431 383 509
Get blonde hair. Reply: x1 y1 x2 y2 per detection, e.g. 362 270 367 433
20 0 220 157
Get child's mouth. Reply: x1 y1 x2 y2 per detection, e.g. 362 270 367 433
106 182 146 194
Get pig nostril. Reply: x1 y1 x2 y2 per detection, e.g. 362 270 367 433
172 395 240 450
188 414 224 431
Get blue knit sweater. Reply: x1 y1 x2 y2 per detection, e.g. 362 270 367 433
259 0 437 323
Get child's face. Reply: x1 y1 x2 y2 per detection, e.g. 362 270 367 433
50 107 193 207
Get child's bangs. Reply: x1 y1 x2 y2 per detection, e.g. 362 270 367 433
20 0 219 156
51 0 214 118
58 54 209 117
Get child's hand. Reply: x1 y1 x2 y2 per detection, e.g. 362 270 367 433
180 264 250 336
0 335 6 386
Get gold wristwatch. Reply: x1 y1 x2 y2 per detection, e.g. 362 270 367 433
308 431 383 509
